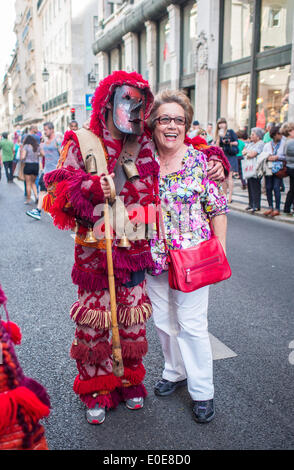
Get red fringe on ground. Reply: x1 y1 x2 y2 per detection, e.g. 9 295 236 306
119 383 148 401
79 391 120 410
73 373 121 395
0 387 50 435
122 363 146 386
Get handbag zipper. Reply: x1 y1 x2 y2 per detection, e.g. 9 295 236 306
185 257 220 282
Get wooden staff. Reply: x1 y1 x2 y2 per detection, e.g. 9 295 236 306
103 176 124 377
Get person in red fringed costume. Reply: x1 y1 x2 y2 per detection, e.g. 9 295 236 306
0 284 50 450
42 71 229 425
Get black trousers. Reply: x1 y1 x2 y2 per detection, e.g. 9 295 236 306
284 167 294 213
247 177 261 209
3 161 13 182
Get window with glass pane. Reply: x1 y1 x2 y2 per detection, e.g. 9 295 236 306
222 0 254 63
121 42 125 71
110 48 120 73
221 74 250 130
260 0 294 51
182 1 197 76
139 30 147 80
158 17 171 83
256 65 290 128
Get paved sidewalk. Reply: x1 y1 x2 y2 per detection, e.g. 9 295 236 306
229 176 294 224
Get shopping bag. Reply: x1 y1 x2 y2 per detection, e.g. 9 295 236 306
241 158 257 179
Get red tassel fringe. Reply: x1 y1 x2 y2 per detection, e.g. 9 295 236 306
73 373 121 395
0 387 50 435
1 321 22 345
121 339 148 360
70 340 111 365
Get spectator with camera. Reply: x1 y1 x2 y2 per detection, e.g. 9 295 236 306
215 117 238 203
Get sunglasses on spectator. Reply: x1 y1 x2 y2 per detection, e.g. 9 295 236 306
154 115 186 126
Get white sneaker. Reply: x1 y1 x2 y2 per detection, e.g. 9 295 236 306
126 397 144 410
86 404 106 424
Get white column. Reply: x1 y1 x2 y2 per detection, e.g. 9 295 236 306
123 32 139 73
97 51 109 81
145 20 157 92
195 0 220 128
167 4 181 90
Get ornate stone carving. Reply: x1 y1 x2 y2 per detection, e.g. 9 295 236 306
195 31 208 72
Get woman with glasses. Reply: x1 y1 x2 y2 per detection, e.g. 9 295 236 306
146 90 228 423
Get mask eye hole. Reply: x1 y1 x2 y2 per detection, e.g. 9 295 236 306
124 95 131 101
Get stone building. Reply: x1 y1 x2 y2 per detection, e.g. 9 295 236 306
93 0 294 133
37 0 99 131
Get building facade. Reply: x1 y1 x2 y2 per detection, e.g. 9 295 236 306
93 0 294 132
38 0 99 132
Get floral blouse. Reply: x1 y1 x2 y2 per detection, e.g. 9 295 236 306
149 145 228 275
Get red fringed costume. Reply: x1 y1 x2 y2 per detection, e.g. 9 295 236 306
43 71 229 413
0 284 50 450
43 72 157 411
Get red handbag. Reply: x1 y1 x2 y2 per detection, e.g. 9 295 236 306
158 207 231 293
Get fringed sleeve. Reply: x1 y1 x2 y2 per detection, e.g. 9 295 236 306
201 146 230 177
43 136 105 230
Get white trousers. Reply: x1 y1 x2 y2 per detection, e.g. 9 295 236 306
146 272 214 401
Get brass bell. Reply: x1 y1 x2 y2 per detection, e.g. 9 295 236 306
85 153 97 174
118 233 131 248
123 160 139 181
84 228 97 244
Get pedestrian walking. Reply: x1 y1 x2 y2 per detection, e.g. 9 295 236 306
242 128 264 212
263 122 274 144
146 90 228 424
215 118 239 203
21 135 40 205
0 133 14 183
236 129 249 189
188 120 200 138
281 122 294 215
206 122 214 144
261 124 286 217
26 122 60 221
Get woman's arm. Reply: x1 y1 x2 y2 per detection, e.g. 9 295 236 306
211 214 227 255
20 148 26 161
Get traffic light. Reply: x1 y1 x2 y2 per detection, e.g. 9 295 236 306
71 108 75 120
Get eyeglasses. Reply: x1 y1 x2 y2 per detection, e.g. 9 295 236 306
154 115 186 126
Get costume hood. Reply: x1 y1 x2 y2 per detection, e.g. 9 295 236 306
89 71 154 137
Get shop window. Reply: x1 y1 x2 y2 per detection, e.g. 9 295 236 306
220 74 250 131
260 0 293 51
256 65 291 128
139 30 147 80
222 0 254 63
110 48 120 73
182 1 198 76
158 17 171 84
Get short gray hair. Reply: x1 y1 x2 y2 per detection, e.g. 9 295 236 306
251 127 264 140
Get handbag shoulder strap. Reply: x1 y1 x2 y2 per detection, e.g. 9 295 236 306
75 128 108 176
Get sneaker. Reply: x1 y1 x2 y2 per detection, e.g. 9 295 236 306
193 399 215 424
86 404 106 425
26 208 41 220
154 378 187 397
126 397 144 410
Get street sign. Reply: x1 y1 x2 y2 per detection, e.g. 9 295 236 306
86 94 94 111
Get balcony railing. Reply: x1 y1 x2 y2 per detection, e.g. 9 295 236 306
42 92 68 112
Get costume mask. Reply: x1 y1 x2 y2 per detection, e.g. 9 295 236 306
113 85 146 136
